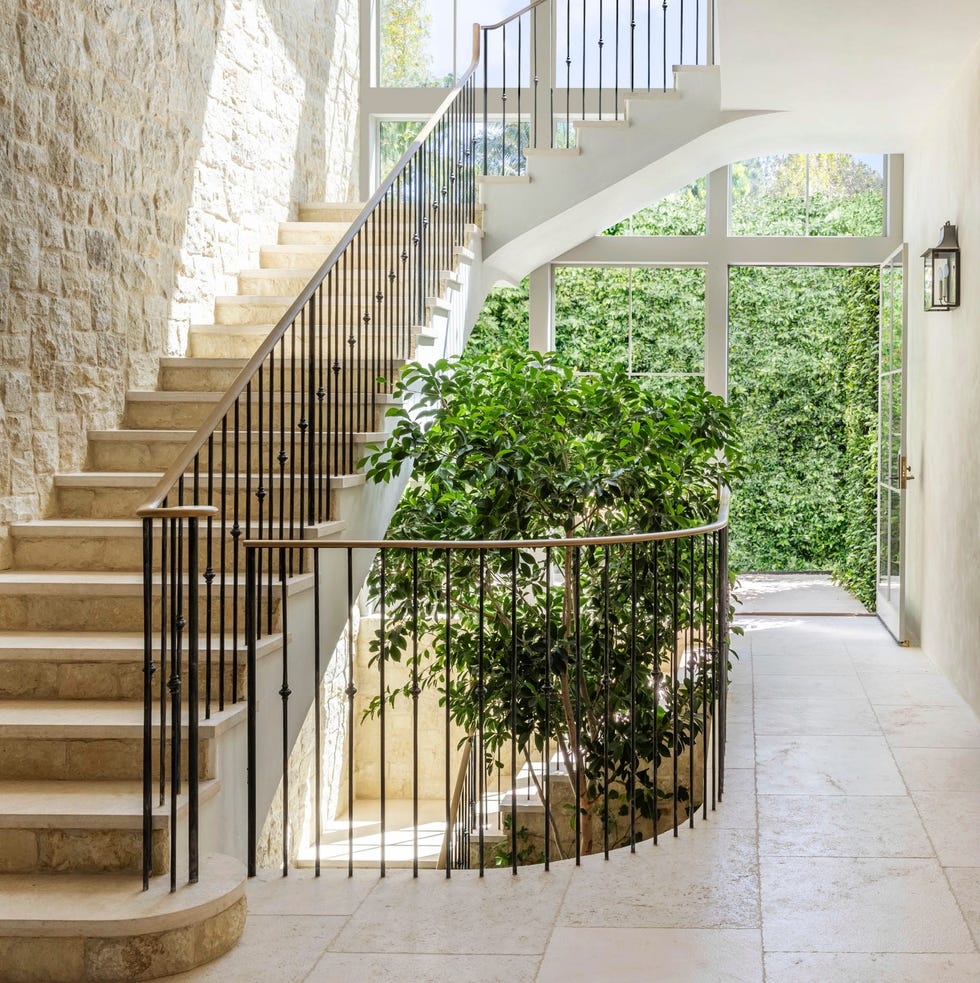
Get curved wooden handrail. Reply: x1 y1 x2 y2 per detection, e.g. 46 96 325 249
244 489 730 551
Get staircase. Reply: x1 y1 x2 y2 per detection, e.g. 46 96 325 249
0 201 479 981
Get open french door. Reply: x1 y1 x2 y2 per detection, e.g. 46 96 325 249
876 246 909 642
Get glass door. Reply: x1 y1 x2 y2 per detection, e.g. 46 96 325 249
877 246 908 641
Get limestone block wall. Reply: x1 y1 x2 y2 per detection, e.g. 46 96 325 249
0 0 359 567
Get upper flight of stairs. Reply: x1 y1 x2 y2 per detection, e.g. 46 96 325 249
0 202 478 981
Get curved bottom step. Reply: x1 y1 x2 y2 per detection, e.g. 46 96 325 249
0 853 245 982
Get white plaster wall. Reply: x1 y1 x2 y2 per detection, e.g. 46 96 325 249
903 37 980 715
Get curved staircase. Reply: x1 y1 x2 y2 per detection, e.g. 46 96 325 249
0 201 478 981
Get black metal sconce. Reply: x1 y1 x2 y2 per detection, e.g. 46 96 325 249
922 222 960 311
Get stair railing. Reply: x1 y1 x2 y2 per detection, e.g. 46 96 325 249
136 0 720 893
478 0 715 176
244 490 730 878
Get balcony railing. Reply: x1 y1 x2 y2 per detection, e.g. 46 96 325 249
243 491 730 876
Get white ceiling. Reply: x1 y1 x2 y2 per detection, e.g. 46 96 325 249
720 0 980 150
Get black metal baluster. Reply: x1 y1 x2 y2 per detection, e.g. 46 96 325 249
652 538 659 845
346 549 357 877
629 541 637 852
671 537 679 836
246 545 257 876
599 0 604 119
662 0 668 91
169 515 181 893
710 529 717 811
510 549 518 875
219 417 228 711
689 535 695 828
696 0 700 63
630 0 636 92
267 349 276 637
680 0 684 63
158 514 168 807
719 522 728 800
565 0 571 147
544 545 552 871
187 515 200 884
141 517 154 889
256 368 264 641
581 0 587 123
602 545 610 859
477 548 486 876
702 532 709 821
573 545 582 864
280 546 290 875
234 397 244 705
444 550 452 878
379 549 387 877
204 441 214 719
411 549 420 877
517 18 523 174
502 24 507 174
483 28 489 174
532 7 539 152
314 548 322 877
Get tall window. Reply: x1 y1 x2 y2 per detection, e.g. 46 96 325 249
603 178 707 236
730 154 886 237
554 266 705 388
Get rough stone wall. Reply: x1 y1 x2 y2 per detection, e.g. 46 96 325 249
0 0 359 567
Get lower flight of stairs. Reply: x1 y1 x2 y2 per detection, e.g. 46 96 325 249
0 200 449 982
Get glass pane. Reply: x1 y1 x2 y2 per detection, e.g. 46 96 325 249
730 155 807 236
806 154 886 237
880 269 893 371
630 268 705 373
554 267 631 371
889 487 902 581
890 374 903 483
378 120 426 179
892 265 904 362
603 179 707 236
879 375 892 485
878 487 890 591
379 0 451 87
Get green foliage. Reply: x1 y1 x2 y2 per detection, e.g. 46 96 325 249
379 0 436 87
364 351 742 853
833 267 880 609
603 179 707 237
465 279 531 360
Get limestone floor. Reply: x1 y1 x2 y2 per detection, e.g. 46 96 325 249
167 612 980 982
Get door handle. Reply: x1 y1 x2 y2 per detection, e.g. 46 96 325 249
900 455 914 489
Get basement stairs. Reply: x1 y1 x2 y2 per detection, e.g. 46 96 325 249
0 202 478 981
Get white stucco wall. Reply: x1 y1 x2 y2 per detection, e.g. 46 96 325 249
903 37 980 715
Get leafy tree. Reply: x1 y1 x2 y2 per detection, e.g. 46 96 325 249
380 0 436 87
365 351 742 855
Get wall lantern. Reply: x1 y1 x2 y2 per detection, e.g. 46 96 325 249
922 222 960 311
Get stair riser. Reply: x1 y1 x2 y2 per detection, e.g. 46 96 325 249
277 228 346 246
0 827 167 876
0 658 245 702
237 272 314 296
159 364 404 394
54 483 345 521
259 248 393 271
189 330 424 360
123 398 386 432
0 593 281 633
88 434 376 472
13 526 331 570
0 737 212 781
299 206 363 222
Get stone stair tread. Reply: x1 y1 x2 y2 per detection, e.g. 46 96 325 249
0 699 246 738
11 518 346 537
86 429 387 442
0 779 219 827
124 389 400 404
0 569 312 595
54 470 368 487
0 630 271 661
0 853 244 937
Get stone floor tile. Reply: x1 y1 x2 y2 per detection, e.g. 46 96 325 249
752 653 855 676
755 736 905 795
706 768 758 829
247 868 376 916
875 705 980 749
754 674 866 701
945 867 980 947
892 747 980 791
168 914 346 982
847 643 941 675
753 698 881 737
308 952 538 983
912 791 980 867
327 865 572 954
761 857 974 953
764 952 980 982
757 794 933 858
859 672 966 707
537 927 763 983
556 829 759 930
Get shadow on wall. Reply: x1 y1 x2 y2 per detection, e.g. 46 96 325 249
0 0 359 567
170 0 360 353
